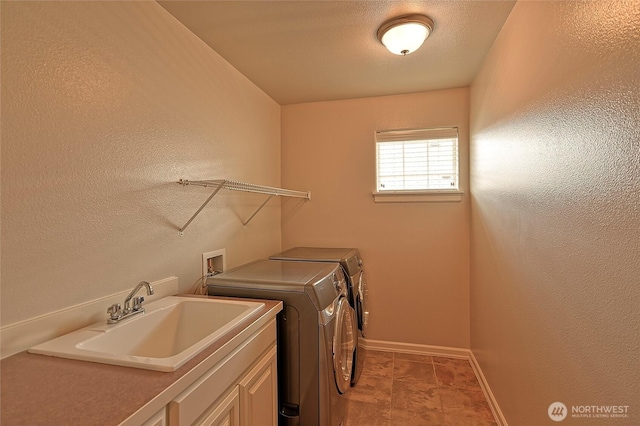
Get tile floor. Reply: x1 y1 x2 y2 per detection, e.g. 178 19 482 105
345 350 497 426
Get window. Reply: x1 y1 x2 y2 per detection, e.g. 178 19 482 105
374 127 461 202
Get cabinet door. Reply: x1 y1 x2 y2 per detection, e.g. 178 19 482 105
239 347 277 426
197 387 240 426
141 408 167 426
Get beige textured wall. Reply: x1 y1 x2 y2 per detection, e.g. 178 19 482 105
470 1 640 424
281 89 470 348
1 2 281 326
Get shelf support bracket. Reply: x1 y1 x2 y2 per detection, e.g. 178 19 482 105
178 181 225 236
242 195 274 227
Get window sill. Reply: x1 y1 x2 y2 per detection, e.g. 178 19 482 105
372 191 464 203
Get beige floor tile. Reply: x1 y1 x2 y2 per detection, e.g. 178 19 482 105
345 399 390 426
347 352 496 425
362 349 394 359
393 352 434 364
391 407 444 426
442 416 497 426
439 386 496 424
391 380 441 410
432 356 472 367
434 361 480 388
361 351 394 379
347 373 393 405
391 380 443 425
393 358 437 385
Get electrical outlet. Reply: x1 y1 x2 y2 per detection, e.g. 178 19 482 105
202 249 226 278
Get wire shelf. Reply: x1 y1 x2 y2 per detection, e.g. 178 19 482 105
177 179 311 235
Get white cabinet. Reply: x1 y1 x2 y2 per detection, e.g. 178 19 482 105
167 320 277 426
197 387 240 426
141 408 167 426
239 347 277 426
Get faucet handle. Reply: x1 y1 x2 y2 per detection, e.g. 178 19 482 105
107 303 122 320
132 297 145 312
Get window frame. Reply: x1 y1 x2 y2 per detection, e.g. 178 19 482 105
373 127 464 203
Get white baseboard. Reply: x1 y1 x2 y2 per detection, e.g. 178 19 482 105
469 351 508 426
0 276 179 359
361 338 471 359
362 338 507 426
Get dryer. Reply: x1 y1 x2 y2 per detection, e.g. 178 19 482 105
207 259 354 426
270 247 369 385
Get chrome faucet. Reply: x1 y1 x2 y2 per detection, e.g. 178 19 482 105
107 281 155 324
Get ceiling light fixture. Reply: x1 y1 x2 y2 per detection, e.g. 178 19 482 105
377 14 435 56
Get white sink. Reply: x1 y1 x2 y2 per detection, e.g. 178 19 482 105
29 296 264 371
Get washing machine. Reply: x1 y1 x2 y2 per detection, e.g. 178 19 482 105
270 247 369 385
207 259 355 426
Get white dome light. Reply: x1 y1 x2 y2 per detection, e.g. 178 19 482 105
377 14 435 56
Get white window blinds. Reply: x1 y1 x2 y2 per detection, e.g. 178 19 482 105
376 127 459 192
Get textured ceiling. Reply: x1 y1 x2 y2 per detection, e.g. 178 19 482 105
158 1 516 105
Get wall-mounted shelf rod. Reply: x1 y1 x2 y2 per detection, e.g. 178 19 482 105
177 179 311 235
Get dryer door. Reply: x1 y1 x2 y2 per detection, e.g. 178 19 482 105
357 271 369 338
333 297 355 394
